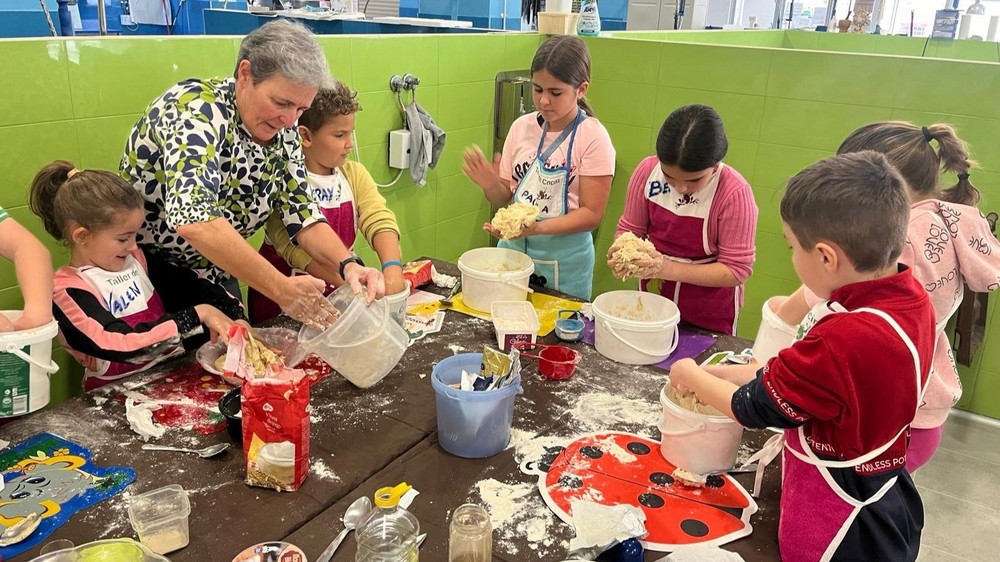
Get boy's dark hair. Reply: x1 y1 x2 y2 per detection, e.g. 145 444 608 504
299 81 362 132
780 151 909 272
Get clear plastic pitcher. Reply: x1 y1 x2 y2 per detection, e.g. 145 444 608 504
356 483 420 562
295 285 407 388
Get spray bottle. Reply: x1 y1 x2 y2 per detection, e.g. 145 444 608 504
577 0 601 36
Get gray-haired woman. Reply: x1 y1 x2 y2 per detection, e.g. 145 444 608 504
121 19 382 331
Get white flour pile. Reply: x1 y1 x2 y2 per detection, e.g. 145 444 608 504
568 392 660 432
473 478 566 556
311 459 341 481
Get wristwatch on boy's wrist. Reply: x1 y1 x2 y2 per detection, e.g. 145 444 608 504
338 256 365 280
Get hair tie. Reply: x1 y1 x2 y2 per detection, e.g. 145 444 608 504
67 168 81 178
958 172 971 181
922 126 934 143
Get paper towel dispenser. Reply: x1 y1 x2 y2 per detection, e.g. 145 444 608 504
494 70 535 155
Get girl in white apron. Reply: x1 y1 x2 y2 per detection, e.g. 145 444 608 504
463 36 615 300
29 162 240 390
609 104 757 334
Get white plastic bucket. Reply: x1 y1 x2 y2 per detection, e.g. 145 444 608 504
751 296 798 363
383 280 411 327
0 312 59 417
592 291 680 365
457 248 534 314
297 286 408 388
658 381 744 474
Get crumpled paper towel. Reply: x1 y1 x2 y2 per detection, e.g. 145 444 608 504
652 546 746 562
124 391 166 441
430 266 458 289
566 500 647 559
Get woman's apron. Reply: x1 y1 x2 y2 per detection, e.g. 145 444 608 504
248 170 356 323
779 300 926 562
499 109 594 300
640 165 739 334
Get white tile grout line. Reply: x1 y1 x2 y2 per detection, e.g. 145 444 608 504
935 442 1000 468
950 408 1000 430
916 485 1000 514
919 543 976 562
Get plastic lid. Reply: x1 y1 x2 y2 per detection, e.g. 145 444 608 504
373 482 412 508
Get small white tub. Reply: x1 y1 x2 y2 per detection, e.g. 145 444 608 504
658 381 744 475
592 291 680 365
751 296 798 363
458 248 534 314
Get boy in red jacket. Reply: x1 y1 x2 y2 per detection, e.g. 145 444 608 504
669 151 936 562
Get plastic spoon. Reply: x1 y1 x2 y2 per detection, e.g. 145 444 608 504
0 512 41 547
316 496 373 562
141 443 230 458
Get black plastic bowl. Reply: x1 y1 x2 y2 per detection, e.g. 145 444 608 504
219 386 243 443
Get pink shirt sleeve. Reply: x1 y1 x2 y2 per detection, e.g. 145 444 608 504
708 166 758 283
616 156 659 238
576 120 616 178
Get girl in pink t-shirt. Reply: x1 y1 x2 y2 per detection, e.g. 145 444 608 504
775 121 1000 471
462 36 615 300
608 105 758 334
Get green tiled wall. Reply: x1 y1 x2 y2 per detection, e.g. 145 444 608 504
3 32 1000 419
0 33 541 405
585 36 1000 419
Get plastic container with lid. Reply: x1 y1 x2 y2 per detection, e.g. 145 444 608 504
490 301 540 352
127 485 192 555
356 483 421 562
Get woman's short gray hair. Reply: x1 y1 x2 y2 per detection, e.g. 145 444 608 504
236 19 331 88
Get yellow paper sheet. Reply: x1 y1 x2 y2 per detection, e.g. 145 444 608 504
445 292 583 336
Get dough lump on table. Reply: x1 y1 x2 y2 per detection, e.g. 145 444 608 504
491 202 540 240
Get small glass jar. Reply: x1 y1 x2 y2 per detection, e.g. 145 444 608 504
448 504 492 562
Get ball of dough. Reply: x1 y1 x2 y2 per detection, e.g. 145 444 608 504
491 202 540 240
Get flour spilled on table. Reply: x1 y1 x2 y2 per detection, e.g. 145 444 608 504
473 478 567 557
446 344 466 355
567 392 660 433
311 458 341 481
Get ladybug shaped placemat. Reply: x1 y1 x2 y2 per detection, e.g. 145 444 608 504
520 431 757 551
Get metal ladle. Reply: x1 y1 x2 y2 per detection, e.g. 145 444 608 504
316 496 373 562
141 443 230 458
0 512 41 547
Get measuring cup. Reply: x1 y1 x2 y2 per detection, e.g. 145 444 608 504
512 342 581 380
554 309 585 342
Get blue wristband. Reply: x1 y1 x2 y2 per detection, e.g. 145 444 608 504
381 260 403 271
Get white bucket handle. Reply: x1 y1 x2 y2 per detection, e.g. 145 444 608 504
602 321 679 358
659 422 707 437
4 344 58 375
500 275 535 294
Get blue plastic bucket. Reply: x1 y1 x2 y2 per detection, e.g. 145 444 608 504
431 353 523 458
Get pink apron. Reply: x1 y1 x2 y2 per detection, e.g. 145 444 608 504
641 165 740 334
77 256 177 391
778 302 925 562
248 170 357 323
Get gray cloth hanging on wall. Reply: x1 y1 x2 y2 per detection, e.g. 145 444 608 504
404 102 446 187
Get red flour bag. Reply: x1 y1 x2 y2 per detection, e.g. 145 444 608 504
241 368 310 492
